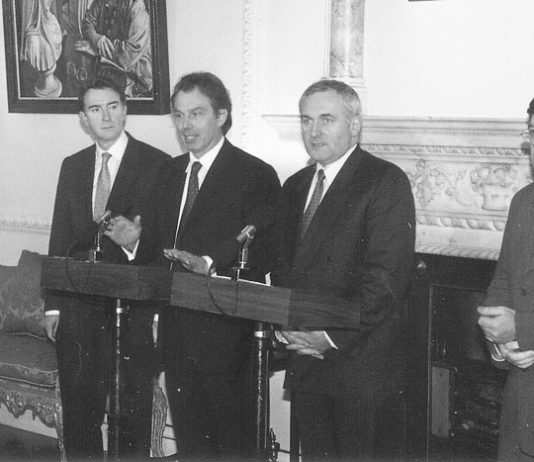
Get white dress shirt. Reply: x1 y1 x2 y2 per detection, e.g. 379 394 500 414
172 136 225 271
175 136 224 231
47 132 128 316
92 131 128 212
277 144 359 352
303 143 356 211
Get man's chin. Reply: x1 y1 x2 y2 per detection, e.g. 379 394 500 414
307 150 328 162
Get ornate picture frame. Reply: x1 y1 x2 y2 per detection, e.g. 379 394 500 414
2 0 170 114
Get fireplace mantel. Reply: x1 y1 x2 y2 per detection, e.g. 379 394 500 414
263 115 529 260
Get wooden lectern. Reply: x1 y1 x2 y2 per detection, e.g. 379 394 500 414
172 272 360 330
41 256 360 460
41 256 171 460
171 272 360 459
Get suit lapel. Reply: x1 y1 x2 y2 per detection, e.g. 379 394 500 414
107 134 138 215
168 155 189 247
186 139 232 221
284 166 315 263
294 147 365 269
517 196 534 278
80 146 96 224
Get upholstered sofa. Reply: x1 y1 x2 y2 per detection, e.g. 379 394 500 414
0 250 65 459
0 250 169 460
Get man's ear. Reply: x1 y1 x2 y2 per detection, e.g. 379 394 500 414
79 111 91 137
79 111 88 129
216 109 228 128
350 116 361 140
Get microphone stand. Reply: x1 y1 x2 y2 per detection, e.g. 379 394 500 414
90 212 111 262
89 229 105 262
88 211 127 457
232 233 279 461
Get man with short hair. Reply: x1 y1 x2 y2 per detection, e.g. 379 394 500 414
478 99 534 461
45 77 170 460
272 79 415 460
106 72 281 459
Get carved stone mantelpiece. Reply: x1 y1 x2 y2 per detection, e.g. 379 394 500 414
263 115 529 260
0 216 50 234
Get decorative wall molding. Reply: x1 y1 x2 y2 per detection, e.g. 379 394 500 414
4 115 530 261
240 0 259 152
263 115 530 260
0 216 51 235
327 0 366 88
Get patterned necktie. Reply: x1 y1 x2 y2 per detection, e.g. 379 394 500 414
175 161 202 244
94 152 111 222
300 168 325 238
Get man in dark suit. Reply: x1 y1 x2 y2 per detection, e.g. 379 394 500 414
477 99 534 461
106 72 281 459
44 77 170 461
272 79 415 460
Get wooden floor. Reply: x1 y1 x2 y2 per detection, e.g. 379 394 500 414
0 425 59 461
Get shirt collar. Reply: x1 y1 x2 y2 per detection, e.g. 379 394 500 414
187 136 225 172
95 131 128 161
318 143 357 184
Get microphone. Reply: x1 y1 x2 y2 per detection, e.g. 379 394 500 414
235 225 256 273
90 210 112 262
96 210 112 232
236 224 256 245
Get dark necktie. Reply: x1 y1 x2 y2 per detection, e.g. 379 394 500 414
94 152 111 222
300 168 325 238
175 161 202 244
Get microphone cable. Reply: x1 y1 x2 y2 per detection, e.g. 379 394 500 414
63 239 94 295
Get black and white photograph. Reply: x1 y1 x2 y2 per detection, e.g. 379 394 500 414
1 1 534 461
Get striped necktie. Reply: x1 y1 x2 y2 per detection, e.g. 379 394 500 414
300 168 325 238
94 152 111 222
174 161 202 245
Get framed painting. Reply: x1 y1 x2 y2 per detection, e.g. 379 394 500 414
2 0 170 114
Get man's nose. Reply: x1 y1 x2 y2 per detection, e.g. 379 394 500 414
310 121 321 137
102 108 111 121
179 115 191 130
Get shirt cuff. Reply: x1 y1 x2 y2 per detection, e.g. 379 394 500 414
490 343 506 361
46 310 60 316
323 331 338 350
122 239 140 261
202 256 215 275
274 330 288 344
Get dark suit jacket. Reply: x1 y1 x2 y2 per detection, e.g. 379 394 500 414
272 145 415 399
45 133 170 457
46 132 171 313
483 182 534 456
137 139 281 374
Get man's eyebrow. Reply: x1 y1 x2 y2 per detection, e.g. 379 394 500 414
87 100 120 110
300 113 335 120
173 106 204 114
